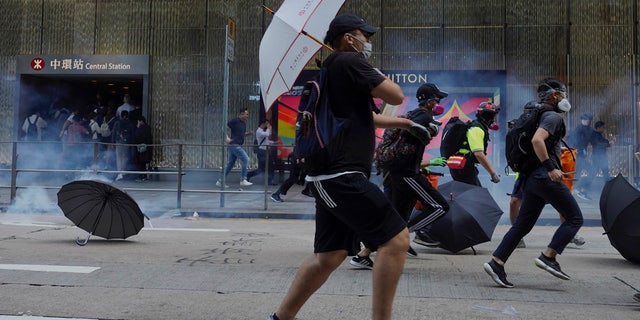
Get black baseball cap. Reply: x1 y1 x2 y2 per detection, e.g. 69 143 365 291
324 13 377 44
416 83 448 101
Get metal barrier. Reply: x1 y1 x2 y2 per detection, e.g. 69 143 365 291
0 140 296 211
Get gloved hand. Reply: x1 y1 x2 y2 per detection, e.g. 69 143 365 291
420 167 431 175
407 122 432 145
428 157 447 167
490 173 501 183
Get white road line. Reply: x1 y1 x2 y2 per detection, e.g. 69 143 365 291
0 222 69 227
0 316 96 320
0 264 100 273
142 227 229 232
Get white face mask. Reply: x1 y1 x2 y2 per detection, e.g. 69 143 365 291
348 34 372 59
581 119 590 126
557 98 571 112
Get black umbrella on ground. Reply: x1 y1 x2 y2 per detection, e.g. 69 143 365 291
427 180 503 254
599 173 640 263
57 180 146 246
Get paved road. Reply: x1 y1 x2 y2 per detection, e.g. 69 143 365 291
0 213 638 320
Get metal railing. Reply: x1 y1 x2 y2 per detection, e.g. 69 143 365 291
0 140 295 211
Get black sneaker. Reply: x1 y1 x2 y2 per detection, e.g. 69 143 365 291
407 246 418 257
483 260 514 288
349 255 374 269
535 253 570 280
270 193 283 203
301 188 313 197
266 313 280 320
413 231 440 248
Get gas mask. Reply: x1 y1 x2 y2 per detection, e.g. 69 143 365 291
432 104 444 116
348 34 372 59
557 98 571 112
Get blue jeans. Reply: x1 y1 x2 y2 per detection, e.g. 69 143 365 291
493 167 583 262
223 144 250 180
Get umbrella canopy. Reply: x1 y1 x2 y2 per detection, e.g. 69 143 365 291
599 173 640 262
57 180 144 245
259 0 344 111
427 180 503 253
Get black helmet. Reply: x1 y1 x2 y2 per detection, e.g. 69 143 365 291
476 101 500 123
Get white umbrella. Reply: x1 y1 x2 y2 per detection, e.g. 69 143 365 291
259 0 344 111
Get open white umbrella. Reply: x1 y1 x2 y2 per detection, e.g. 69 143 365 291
259 0 344 111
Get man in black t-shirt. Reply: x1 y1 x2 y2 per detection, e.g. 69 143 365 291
483 78 583 289
217 108 253 187
268 13 432 320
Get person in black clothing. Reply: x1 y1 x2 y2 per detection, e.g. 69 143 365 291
133 116 153 182
578 120 610 189
571 112 596 200
268 13 432 320
350 83 448 265
483 77 583 288
112 110 134 181
448 102 502 186
269 152 311 203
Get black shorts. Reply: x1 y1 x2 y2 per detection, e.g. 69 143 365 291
309 173 406 255
511 176 523 199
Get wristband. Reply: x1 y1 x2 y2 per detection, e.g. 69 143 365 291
541 159 556 172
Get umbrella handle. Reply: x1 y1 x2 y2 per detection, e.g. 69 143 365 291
75 233 92 246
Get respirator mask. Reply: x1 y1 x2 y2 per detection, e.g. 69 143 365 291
555 90 571 112
348 34 372 59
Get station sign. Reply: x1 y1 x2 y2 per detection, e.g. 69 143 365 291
17 55 149 75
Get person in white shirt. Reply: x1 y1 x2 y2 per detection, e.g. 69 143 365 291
21 111 47 141
247 120 276 184
116 94 134 119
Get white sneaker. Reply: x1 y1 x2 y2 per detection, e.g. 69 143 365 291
115 174 123 181
215 180 229 188
570 235 585 246
240 179 253 186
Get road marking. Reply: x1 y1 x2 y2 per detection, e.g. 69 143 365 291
0 222 69 228
0 316 96 320
142 227 229 232
0 264 100 273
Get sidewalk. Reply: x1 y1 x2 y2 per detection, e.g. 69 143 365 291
1 170 604 227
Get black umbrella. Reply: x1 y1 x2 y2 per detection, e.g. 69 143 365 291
57 180 145 246
599 173 640 263
427 180 503 254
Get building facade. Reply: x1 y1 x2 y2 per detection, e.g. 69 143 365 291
0 0 637 176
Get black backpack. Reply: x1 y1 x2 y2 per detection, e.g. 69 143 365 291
505 101 550 174
440 116 470 158
25 115 39 141
374 111 416 169
293 66 350 173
